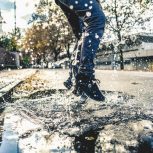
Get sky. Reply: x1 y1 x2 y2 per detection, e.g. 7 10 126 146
0 0 39 33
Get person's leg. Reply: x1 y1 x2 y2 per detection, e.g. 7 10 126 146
64 40 82 90
55 0 84 89
65 37 84 92
78 2 105 78
58 0 105 75
55 0 83 40
59 0 106 101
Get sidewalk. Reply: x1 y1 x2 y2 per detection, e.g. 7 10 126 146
0 69 36 104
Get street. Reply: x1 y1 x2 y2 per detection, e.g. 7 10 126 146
39 69 153 103
0 69 153 153
0 0 153 152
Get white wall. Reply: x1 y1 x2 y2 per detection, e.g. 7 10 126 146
140 42 153 50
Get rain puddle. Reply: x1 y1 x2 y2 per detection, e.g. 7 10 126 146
0 88 135 153
0 109 76 153
0 108 19 153
0 111 100 153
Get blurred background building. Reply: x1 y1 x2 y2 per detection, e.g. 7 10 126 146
96 33 153 71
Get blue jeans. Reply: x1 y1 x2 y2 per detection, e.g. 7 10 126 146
56 0 106 78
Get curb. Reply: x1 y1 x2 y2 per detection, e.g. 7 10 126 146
0 70 37 105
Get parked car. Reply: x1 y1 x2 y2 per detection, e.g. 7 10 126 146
51 62 62 69
32 64 41 68
0 48 20 69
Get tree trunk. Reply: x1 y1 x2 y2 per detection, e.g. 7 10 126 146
66 43 71 60
114 0 124 70
54 53 58 62
117 32 124 70
53 48 60 62
120 50 124 70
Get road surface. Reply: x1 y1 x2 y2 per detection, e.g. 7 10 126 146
0 69 153 153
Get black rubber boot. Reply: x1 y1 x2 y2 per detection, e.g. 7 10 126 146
63 77 73 90
74 74 105 101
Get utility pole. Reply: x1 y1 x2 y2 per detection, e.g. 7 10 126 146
14 0 17 35
13 0 17 51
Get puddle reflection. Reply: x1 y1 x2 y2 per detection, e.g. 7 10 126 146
0 109 20 153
